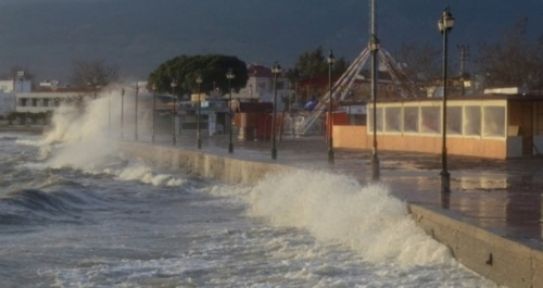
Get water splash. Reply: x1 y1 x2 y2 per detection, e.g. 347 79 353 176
20 91 184 188
210 170 452 267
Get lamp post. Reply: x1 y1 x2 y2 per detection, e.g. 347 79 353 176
107 89 111 133
196 75 203 149
271 63 282 160
120 88 125 139
438 7 455 194
226 68 235 153
171 80 178 146
151 84 157 143
327 50 336 164
370 0 380 181
134 83 139 141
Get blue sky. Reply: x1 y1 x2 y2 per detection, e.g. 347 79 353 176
0 0 540 81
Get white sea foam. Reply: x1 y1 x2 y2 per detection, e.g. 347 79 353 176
115 162 185 187
210 170 452 267
29 90 185 188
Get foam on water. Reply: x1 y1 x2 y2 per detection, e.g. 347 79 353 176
113 162 185 187
211 170 452 267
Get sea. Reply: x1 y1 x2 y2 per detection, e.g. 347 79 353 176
0 95 497 287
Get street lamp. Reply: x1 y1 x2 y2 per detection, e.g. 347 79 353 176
226 68 236 154
196 75 203 149
107 88 111 133
120 88 125 139
134 83 139 141
327 50 336 164
271 63 282 160
171 80 178 145
151 84 157 143
370 0 380 181
438 7 455 194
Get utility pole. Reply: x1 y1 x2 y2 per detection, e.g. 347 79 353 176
370 0 380 181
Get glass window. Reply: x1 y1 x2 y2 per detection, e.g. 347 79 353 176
421 106 441 134
368 107 384 132
483 106 506 137
447 106 462 135
403 107 419 133
385 107 401 132
464 106 481 136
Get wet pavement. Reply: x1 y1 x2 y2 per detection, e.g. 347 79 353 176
131 131 543 248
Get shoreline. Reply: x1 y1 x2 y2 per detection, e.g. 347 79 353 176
120 141 543 288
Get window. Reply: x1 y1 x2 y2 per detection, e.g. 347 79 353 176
385 107 401 132
43 99 50 107
32 98 38 107
403 107 419 133
447 106 462 135
368 107 384 132
483 106 506 137
421 106 441 134
464 106 481 136
20 98 27 107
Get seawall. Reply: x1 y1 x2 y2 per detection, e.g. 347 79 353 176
120 142 543 288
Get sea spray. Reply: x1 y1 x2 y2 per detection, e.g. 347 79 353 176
19 91 186 188
210 170 452 267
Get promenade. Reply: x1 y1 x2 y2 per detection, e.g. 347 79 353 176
146 132 543 248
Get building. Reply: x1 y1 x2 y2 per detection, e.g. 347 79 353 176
0 78 32 117
15 90 87 114
233 64 292 110
332 93 543 159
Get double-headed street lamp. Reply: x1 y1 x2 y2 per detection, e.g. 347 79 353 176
195 75 203 149
438 7 455 194
171 80 178 145
271 63 282 160
327 50 336 164
226 68 236 154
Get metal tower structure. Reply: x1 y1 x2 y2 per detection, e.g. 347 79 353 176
296 47 417 136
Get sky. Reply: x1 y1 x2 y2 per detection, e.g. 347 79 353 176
0 0 541 82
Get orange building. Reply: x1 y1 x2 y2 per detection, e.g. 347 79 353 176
333 94 543 159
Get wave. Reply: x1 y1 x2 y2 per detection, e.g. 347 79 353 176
114 163 185 187
0 188 95 225
209 170 452 268
18 90 186 188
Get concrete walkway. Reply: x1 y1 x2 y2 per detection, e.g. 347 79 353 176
131 131 543 248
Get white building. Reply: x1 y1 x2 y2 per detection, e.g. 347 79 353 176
0 78 32 116
0 92 16 116
15 91 86 114
233 65 293 110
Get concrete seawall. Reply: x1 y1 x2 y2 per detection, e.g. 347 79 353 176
120 142 543 288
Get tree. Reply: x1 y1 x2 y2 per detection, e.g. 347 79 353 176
395 42 441 84
148 54 248 96
70 59 119 88
286 47 348 83
478 18 543 89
